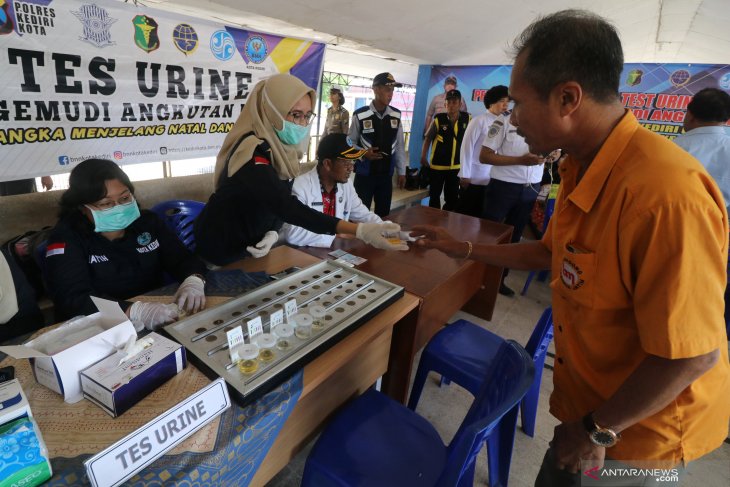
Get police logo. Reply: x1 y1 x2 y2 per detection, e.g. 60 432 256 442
363 120 373 130
137 232 152 246
244 35 268 64
133 15 160 53
210 29 235 61
391 119 399 129
172 23 198 56
560 258 584 290
0 0 15 35
72 3 117 48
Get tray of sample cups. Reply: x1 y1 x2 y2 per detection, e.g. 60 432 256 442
164 260 404 405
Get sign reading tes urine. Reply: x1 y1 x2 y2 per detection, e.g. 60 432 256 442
84 378 230 487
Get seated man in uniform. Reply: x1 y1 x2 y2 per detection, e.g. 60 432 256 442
281 134 382 248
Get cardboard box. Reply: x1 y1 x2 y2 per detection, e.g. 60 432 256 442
0 379 31 425
80 332 186 417
0 297 137 404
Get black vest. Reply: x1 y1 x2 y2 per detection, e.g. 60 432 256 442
430 112 470 170
354 105 400 176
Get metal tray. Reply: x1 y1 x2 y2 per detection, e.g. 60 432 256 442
164 260 404 405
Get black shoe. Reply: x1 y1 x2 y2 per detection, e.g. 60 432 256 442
499 283 515 297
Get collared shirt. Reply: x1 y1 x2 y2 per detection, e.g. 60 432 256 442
542 111 730 464
348 102 407 176
324 105 350 136
674 125 730 209
458 111 498 185
424 92 468 130
482 114 543 184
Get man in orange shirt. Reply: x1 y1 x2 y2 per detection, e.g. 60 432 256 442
413 9 730 486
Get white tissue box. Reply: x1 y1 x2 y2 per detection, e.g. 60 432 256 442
80 332 186 417
0 298 137 404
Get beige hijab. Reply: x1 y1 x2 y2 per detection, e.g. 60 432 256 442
214 74 316 187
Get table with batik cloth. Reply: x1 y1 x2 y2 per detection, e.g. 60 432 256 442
0 247 419 486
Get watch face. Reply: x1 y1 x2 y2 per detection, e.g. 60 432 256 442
591 430 617 447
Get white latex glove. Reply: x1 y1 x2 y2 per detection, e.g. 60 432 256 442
173 275 206 313
247 231 278 258
356 222 409 251
128 301 180 331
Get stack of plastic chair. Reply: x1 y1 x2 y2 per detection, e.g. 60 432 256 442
150 200 205 252
301 339 534 487
521 197 556 295
408 307 553 438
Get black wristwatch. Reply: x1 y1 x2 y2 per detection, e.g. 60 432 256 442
582 412 620 448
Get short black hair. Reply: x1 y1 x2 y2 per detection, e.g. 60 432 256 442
511 9 623 103
687 88 730 123
59 159 135 218
483 85 509 110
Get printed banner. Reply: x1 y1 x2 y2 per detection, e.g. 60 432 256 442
0 0 325 180
425 63 730 140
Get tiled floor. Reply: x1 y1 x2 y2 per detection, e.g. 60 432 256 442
266 270 730 486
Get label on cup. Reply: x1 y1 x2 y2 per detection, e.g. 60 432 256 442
284 299 298 321
246 316 264 340
226 326 244 362
269 309 284 329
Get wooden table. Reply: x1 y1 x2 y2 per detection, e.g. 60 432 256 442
296 206 513 403
0 247 419 487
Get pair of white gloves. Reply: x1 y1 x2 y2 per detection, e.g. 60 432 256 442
246 222 409 259
128 275 206 331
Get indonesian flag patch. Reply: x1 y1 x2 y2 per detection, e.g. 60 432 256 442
46 243 66 257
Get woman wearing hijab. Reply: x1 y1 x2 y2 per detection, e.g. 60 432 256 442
45 159 208 331
195 74 405 266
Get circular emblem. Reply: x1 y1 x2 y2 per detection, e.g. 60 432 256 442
172 23 198 56
487 124 500 139
244 35 268 64
669 69 691 87
719 73 730 90
561 258 584 290
137 232 152 246
210 30 235 61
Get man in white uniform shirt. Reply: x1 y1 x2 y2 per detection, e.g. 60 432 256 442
281 134 382 248
456 85 510 217
480 114 544 296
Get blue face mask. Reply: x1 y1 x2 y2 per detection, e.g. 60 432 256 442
86 200 141 232
275 120 310 145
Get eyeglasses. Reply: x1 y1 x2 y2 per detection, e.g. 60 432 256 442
90 192 134 211
287 110 316 126
334 158 355 168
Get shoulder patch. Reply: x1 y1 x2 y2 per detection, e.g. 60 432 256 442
487 122 503 139
254 156 270 165
46 243 65 257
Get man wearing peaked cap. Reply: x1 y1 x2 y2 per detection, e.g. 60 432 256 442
424 75 468 135
348 72 408 217
281 133 383 247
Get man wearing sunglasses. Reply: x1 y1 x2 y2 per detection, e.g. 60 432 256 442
281 134 382 247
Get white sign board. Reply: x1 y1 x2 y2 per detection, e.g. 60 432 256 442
0 0 325 180
84 378 231 487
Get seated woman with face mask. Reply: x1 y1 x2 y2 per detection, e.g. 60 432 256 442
45 159 208 331
194 73 406 266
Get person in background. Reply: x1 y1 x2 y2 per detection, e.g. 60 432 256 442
420 89 471 210
456 85 510 217
349 72 407 218
45 159 207 331
674 87 730 210
480 112 544 296
195 74 406 266
423 75 468 133
0 246 44 342
323 85 350 136
412 10 729 486
0 176 53 196
281 133 382 247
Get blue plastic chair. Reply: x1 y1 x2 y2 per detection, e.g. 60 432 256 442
408 307 553 439
150 200 205 252
301 340 534 487
521 197 555 295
